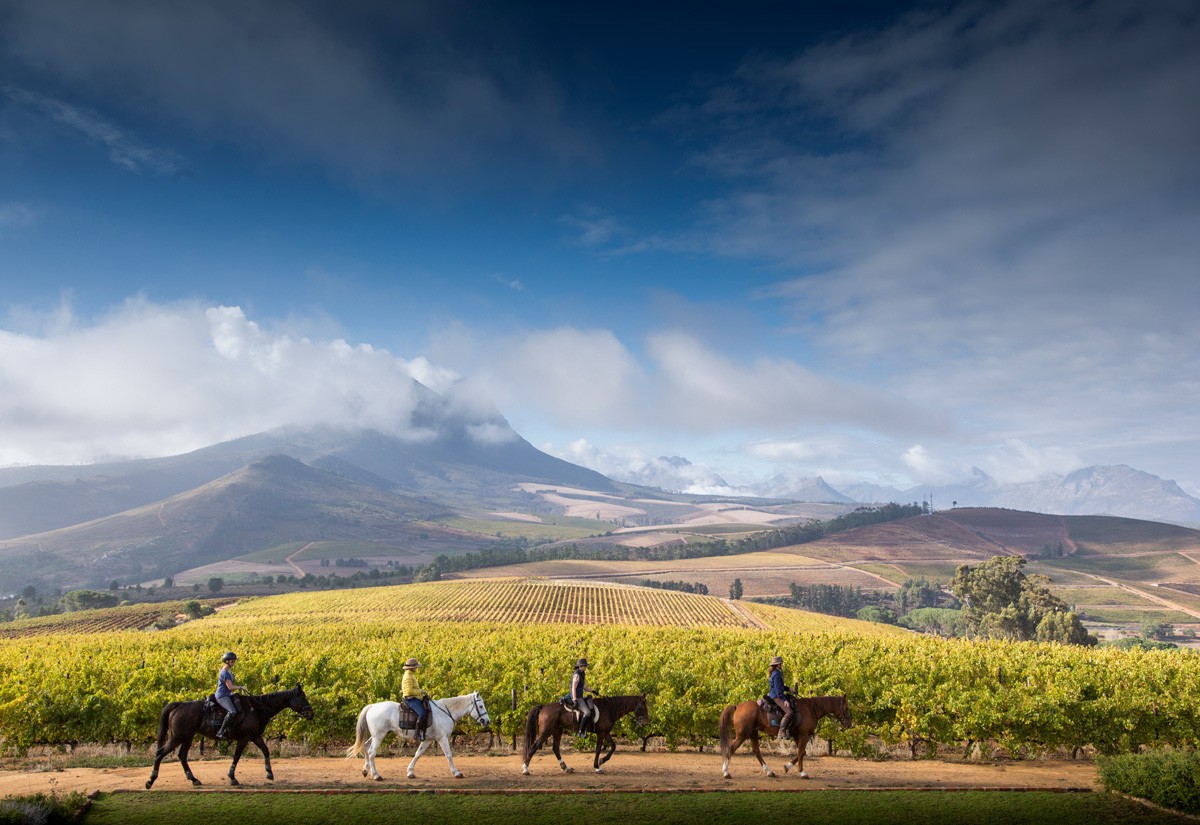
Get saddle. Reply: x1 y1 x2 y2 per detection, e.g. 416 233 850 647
398 698 432 733
203 694 239 729
759 694 794 731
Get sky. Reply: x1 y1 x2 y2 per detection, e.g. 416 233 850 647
1 0 1199 496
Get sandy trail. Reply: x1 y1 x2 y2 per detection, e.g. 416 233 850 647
0 752 1097 796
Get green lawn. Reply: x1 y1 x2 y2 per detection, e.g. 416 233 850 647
83 790 1189 825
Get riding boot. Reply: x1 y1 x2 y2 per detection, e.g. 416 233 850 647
777 711 792 740
215 710 237 740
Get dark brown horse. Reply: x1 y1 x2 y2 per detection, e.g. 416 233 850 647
145 685 314 788
521 694 649 774
719 694 851 779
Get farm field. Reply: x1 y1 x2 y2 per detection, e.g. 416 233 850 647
435 514 621 541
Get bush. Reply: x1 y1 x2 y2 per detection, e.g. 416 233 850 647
0 790 89 823
1098 750 1200 814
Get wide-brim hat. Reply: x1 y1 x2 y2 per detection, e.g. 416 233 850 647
769 655 784 667
404 657 421 669
576 657 588 668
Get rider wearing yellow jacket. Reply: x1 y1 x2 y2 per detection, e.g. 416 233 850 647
402 658 429 740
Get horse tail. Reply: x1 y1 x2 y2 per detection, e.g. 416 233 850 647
345 705 370 759
153 702 177 753
521 704 543 764
718 704 735 759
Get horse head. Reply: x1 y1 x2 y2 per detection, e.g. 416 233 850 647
634 694 650 727
470 691 492 731
290 684 315 720
834 694 852 729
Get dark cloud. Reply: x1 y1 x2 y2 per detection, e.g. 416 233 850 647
1 0 591 185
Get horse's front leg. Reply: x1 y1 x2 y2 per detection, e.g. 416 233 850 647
551 730 572 774
437 736 464 778
783 732 808 777
227 738 248 786
406 738 433 779
251 735 273 781
596 733 617 771
749 734 776 778
178 735 202 786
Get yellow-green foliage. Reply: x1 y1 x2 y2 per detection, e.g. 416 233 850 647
1 580 1199 756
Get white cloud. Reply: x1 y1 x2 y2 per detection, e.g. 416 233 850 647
0 299 458 465
0 202 38 230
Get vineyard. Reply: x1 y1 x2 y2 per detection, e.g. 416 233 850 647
0 599 232 639
0 579 1198 760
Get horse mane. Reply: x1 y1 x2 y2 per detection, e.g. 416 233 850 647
596 694 644 714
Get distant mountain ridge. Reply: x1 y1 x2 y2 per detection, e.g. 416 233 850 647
840 464 1200 525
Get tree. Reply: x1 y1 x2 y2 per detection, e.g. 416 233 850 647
729 578 743 600
109 580 119 591
207 577 224 594
162 577 174 588
949 555 1095 645
896 577 942 614
1141 621 1173 641
61 589 120 612
856 605 896 624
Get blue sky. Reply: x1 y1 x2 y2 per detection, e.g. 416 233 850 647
2 0 1199 497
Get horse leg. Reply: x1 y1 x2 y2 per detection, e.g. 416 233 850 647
522 729 549 775
437 736 464 778
722 734 747 779
784 731 809 778
252 735 273 781
146 734 181 789
227 738 248 786
552 729 572 774
406 738 433 779
365 732 385 781
596 731 617 771
178 735 202 786
749 734 776 778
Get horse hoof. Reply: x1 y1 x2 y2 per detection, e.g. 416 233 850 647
407 773 416 780
800 771 809 779
191 778 202 787
362 769 368 778
374 775 383 782
522 766 530 776
722 773 731 780
563 767 574 774
454 772 464 779
784 763 791 773
767 771 777 778
229 779 239 787
594 768 604 774
145 781 153 790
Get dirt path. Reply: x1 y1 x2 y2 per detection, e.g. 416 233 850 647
723 599 769 629
284 542 314 578
0 752 1097 797
1077 572 1200 619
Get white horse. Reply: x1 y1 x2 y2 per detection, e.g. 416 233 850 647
346 692 490 780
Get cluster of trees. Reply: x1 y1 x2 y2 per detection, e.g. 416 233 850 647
949 555 1095 645
639 579 709 595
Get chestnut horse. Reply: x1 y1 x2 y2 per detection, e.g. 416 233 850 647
719 694 851 779
521 694 649 774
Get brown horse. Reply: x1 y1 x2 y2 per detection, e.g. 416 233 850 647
521 694 649 774
719 694 851 779
145 685 314 788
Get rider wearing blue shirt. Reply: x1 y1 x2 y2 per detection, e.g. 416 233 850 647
768 655 793 739
215 651 245 740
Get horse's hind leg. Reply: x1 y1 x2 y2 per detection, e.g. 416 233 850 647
551 731 573 774
227 739 248 786
721 735 746 779
178 735 202 785
365 733 384 780
521 731 549 775
749 735 777 778
146 735 181 789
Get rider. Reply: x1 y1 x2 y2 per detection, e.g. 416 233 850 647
402 657 430 741
768 655 793 739
570 657 599 735
214 651 245 740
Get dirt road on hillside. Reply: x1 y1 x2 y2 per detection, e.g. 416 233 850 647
0 752 1097 797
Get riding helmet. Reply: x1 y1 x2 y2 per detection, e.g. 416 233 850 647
222 651 238 662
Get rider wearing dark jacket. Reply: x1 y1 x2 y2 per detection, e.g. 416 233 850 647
768 655 793 739
570 658 598 734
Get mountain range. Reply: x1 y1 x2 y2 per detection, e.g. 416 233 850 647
2 376 1198 593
